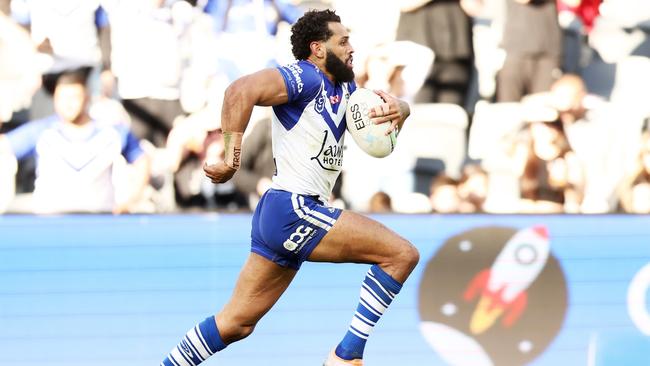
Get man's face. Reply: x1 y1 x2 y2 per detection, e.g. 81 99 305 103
53 83 88 123
323 22 354 83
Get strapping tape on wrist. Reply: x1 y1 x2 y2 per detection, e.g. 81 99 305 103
223 131 243 170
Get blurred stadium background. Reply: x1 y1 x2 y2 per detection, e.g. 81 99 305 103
1 0 650 365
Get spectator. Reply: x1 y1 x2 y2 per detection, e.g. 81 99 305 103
0 2 40 126
558 0 600 35
457 162 489 212
396 0 474 108
203 0 303 81
368 191 393 213
510 119 584 213
0 68 150 214
356 40 434 103
10 0 110 119
100 0 185 147
557 0 601 73
542 73 635 212
497 0 562 102
429 174 461 213
618 127 650 213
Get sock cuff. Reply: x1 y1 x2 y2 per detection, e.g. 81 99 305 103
199 315 227 353
370 264 403 294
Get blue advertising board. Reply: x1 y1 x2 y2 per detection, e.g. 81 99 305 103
1 214 649 365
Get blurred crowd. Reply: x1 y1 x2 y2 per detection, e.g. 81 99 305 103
0 0 649 215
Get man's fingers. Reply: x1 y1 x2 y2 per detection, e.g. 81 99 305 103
385 120 399 136
374 89 392 102
371 103 390 117
203 162 212 174
372 105 383 117
372 111 400 124
203 162 237 184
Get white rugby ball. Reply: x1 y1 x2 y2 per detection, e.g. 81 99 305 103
346 88 397 158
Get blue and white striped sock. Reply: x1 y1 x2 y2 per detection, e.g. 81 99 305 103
161 316 227 366
335 264 403 360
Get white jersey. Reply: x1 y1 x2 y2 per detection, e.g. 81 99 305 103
271 60 356 203
6 115 145 213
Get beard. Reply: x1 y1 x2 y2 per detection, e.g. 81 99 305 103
325 51 355 83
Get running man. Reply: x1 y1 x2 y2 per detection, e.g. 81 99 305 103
161 9 419 366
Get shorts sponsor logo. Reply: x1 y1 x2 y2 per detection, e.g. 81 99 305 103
283 225 315 253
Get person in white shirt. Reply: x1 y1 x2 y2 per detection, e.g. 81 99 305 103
0 67 150 214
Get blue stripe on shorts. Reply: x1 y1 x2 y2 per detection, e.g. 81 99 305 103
251 189 342 270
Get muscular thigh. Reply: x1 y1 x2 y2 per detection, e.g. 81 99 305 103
307 210 410 266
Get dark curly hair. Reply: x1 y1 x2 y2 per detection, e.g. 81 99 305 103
290 9 341 60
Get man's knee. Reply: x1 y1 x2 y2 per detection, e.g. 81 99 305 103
232 323 256 342
387 239 419 273
216 315 257 344
399 240 420 272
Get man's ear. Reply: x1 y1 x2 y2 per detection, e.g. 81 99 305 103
310 41 325 60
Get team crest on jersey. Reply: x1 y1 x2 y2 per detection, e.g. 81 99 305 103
315 95 325 113
311 130 343 171
329 95 340 104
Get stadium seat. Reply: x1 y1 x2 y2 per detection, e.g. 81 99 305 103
467 101 525 163
396 103 468 179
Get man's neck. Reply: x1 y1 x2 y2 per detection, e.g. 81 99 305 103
63 113 92 127
306 57 335 84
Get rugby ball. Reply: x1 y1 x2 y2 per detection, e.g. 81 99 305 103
345 88 397 158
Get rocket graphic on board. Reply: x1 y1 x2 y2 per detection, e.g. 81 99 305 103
463 226 550 334
418 225 566 366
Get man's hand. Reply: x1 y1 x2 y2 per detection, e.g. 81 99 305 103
203 161 237 184
204 131 243 184
368 90 411 136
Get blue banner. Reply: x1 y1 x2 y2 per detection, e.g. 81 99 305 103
1 214 649 365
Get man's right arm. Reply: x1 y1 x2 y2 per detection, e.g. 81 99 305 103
204 68 288 184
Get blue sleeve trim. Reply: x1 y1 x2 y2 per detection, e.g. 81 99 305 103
276 65 300 103
95 6 109 28
116 125 144 163
6 116 58 160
